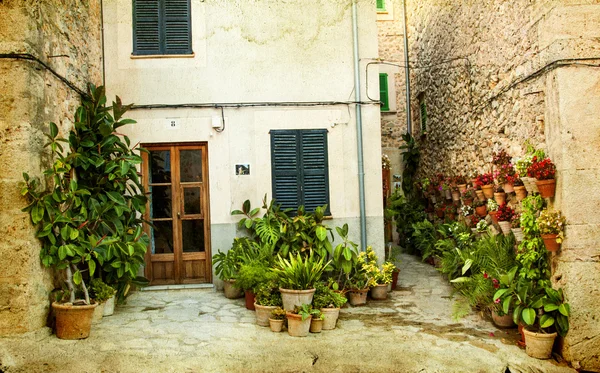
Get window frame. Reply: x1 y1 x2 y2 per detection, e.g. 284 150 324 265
132 0 193 56
270 129 331 216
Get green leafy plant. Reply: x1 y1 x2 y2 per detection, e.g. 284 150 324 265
399 133 420 198
270 307 287 320
235 260 276 292
517 195 550 284
291 304 319 321
312 283 347 309
89 278 116 304
254 280 282 307
537 209 566 243
385 190 426 254
21 85 148 304
330 223 359 285
273 253 330 290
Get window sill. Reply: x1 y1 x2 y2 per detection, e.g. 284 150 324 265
131 53 195 59
377 10 388 14
323 215 333 220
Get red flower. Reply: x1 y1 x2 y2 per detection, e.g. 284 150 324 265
483 272 489 279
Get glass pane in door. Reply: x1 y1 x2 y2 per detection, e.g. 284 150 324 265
181 220 204 252
150 186 172 218
183 187 201 215
150 150 171 183
180 150 202 182
152 221 174 254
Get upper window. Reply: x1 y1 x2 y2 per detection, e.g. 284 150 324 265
379 73 390 112
270 129 330 215
376 0 386 12
133 0 193 56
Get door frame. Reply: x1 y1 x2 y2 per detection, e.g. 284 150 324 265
141 142 212 285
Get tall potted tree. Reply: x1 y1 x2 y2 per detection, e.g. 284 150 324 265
21 85 148 339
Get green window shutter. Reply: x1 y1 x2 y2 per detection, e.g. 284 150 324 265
133 0 192 55
420 100 427 132
300 130 330 215
379 73 390 111
164 0 193 54
133 0 161 55
376 0 386 11
270 130 330 215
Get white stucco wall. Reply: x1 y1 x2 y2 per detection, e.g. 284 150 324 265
102 0 384 260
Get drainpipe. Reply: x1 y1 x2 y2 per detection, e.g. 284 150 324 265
402 0 412 134
351 0 367 250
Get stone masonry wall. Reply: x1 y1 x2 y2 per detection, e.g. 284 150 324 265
405 0 600 370
0 0 102 335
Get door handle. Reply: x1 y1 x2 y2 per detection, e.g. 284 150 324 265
177 212 181 219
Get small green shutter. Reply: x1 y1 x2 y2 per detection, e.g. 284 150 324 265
420 100 427 132
379 73 390 111
133 0 161 55
133 0 192 55
300 130 329 213
271 131 301 211
376 0 386 11
164 0 192 54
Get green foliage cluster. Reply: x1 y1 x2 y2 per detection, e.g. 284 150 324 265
270 307 287 320
399 133 420 198
21 85 148 304
312 283 347 309
385 190 426 253
273 254 330 290
90 278 116 303
254 280 282 307
236 260 276 292
291 304 321 321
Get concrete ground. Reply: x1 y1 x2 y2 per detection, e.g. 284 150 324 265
0 254 576 373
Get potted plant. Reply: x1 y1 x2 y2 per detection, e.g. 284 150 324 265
475 173 495 199
20 86 148 339
309 309 325 333
511 213 524 243
515 154 535 193
473 199 487 217
537 209 566 252
434 201 446 218
459 205 474 226
475 219 489 235
89 278 116 321
365 260 395 300
511 177 527 201
461 187 475 206
273 253 329 311
527 157 557 198
286 304 315 337
236 259 275 310
493 185 506 205
212 239 246 299
454 175 467 193
269 307 286 332
254 280 282 327
312 283 347 330
487 199 499 224
496 203 515 236
444 204 457 222
346 247 376 306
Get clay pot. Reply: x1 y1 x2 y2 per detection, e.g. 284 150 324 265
370 284 388 300
512 227 524 242
310 318 324 333
503 183 514 193
269 318 284 332
223 279 243 299
444 189 452 200
254 303 277 327
481 185 494 199
321 307 340 330
494 192 506 205
279 288 316 312
348 289 368 306
244 290 256 310
436 209 444 218
452 191 461 202
498 221 512 236
489 211 499 225
523 329 557 359
541 234 561 252
286 312 312 337
475 190 485 202
391 269 400 290
514 186 527 201
492 310 515 328
536 179 556 198
462 198 473 206
52 302 97 340
457 184 467 193
475 205 487 217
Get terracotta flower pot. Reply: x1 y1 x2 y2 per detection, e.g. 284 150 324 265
457 184 467 193
223 279 243 299
492 310 515 328
536 179 556 198
494 192 506 205
541 234 561 252
279 288 316 312
489 211 499 224
269 318 284 332
503 183 514 193
286 312 312 337
254 303 277 327
391 269 400 290
498 221 511 236
310 318 324 333
475 190 485 202
321 307 340 330
462 198 473 206
370 284 388 300
523 329 557 359
514 186 527 201
244 290 256 310
452 191 461 202
52 302 98 340
475 205 487 217
348 289 368 306
481 185 494 199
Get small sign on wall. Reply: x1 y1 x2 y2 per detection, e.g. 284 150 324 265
236 164 250 175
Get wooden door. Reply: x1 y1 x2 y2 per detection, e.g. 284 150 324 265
141 143 211 285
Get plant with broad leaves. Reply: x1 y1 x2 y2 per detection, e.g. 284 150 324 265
21 85 149 304
273 253 330 290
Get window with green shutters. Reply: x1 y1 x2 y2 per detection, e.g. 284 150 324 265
270 129 330 215
379 73 390 111
376 0 386 12
133 0 192 56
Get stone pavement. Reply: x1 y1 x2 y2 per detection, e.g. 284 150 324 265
0 254 576 373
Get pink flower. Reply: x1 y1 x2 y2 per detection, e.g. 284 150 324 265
494 298 501 304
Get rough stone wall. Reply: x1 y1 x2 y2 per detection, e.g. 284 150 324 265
405 0 600 370
0 0 102 335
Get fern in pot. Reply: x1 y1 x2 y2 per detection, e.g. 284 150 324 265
272 253 329 311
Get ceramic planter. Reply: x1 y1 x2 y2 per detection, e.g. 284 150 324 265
254 303 277 327
481 185 494 199
244 290 256 310
52 302 98 340
279 288 315 312
310 318 324 333
536 179 556 198
223 279 243 299
370 284 388 300
492 310 515 328
321 307 340 330
347 289 368 306
498 221 511 236
269 318 284 332
286 312 312 337
494 192 506 205
541 234 561 252
523 329 557 359
511 227 524 242
514 186 527 201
